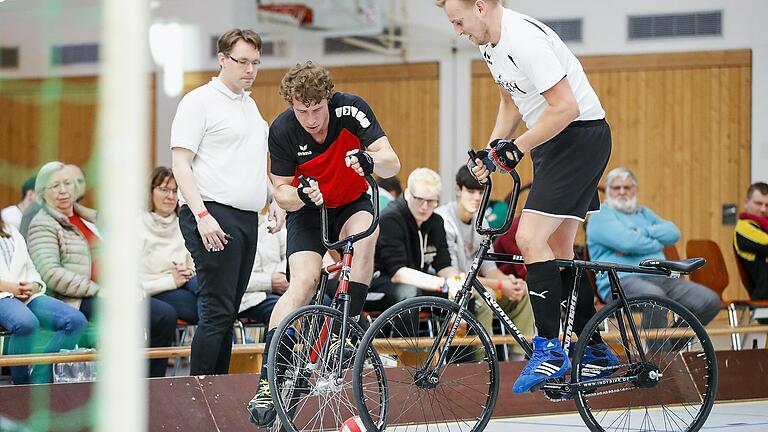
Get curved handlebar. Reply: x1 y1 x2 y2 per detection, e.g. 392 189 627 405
468 150 521 237
298 174 380 250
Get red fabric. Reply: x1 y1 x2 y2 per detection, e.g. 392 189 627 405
291 128 368 208
740 212 768 232
68 214 99 281
492 217 527 279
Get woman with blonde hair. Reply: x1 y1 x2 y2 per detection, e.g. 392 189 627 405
28 161 176 377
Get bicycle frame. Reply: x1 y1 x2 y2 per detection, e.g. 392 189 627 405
417 168 688 386
299 175 379 378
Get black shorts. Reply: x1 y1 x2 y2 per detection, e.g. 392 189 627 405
286 193 373 257
524 119 612 221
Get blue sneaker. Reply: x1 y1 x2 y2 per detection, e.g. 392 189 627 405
513 337 571 393
579 342 621 380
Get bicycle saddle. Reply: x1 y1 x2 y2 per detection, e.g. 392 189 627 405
639 257 706 274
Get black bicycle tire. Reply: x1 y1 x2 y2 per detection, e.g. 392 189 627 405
268 304 387 432
572 295 718 432
351 296 500 432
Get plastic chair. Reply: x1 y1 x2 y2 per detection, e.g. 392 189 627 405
686 239 745 349
663 244 681 260
234 317 266 344
172 319 196 376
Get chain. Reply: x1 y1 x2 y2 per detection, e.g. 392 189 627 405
583 385 635 398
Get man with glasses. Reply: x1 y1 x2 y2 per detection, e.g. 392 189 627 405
587 167 720 326
366 168 463 324
171 28 285 376
248 61 400 426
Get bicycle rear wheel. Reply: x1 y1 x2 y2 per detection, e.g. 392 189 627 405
268 305 387 432
352 296 499 432
573 295 718 432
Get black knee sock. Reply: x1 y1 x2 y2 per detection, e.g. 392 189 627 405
259 328 277 380
526 260 562 339
326 280 368 318
327 281 368 339
560 268 603 345
346 281 368 320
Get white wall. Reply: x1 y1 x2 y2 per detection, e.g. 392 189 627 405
1 0 765 190
404 0 768 193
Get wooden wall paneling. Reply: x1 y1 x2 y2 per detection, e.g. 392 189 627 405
0 75 156 209
1 81 45 208
183 63 440 187
471 50 751 300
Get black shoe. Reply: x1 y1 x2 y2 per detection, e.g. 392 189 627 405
248 378 276 427
328 334 355 371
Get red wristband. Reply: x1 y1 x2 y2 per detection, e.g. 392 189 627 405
197 209 209 219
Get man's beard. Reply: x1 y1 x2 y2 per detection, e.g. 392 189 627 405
606 195 638 214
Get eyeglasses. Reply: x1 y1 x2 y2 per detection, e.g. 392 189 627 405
155 186 178 196
228 55 261 69
46 179 73 192
410 192 440 208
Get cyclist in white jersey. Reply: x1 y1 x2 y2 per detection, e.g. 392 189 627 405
438 0 618 393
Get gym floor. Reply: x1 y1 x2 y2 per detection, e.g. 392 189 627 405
482 400 768 431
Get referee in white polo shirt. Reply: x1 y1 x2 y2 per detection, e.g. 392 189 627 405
171 28 285 376
439 0 615 394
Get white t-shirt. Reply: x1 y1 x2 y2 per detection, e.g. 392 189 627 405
1 205 22 230
480 8 605 128
170 77 269 212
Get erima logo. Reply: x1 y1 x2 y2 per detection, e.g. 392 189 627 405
483 49 493 65
335 105 371 128
530 290 548 299
497 76 527 95
297 144 311 156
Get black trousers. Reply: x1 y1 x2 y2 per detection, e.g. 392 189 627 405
180 202 259 375
80 297 176 377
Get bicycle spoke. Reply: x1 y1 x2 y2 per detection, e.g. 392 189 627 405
271 306 386 432
353 297 497 432
574 297 717 432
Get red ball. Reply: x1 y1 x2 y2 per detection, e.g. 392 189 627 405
340 416 366 432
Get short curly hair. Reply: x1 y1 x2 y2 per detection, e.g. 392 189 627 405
279 61 335 106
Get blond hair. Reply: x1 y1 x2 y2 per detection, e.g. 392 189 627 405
279 61 335 106
407 168 442 195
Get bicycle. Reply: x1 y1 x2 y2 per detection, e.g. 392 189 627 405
264 175 388 432
351 165 718 432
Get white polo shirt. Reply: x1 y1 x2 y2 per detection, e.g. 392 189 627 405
170 77 268 212
480 8 605 128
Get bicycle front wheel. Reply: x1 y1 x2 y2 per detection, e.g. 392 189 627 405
573 295 718 432
268 304 387 432
352 296 499 432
